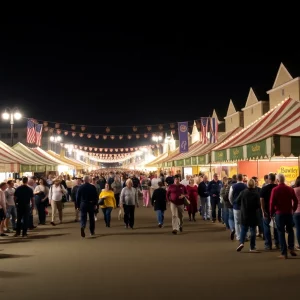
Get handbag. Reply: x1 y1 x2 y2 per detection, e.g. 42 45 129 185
98 198 105 205
183 197 190 206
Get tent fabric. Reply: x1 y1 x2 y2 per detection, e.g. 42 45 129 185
145 152 169 167
214 98 300 151
153 149 180 166
66 157 91 168
32 148 74 168
163 127 241 164
0 140 39 165
13 143 58 166
47 151 85 170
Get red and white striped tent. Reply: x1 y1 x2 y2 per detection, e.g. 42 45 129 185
213 97 300 158
0 140 40 172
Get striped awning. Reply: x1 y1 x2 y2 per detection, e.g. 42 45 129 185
0 140 39 165
32 148 74 168
163 127 241 163
13 143 58 166
145 152 169 167
214 97 300 151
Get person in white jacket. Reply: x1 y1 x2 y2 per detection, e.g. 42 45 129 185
49 178 67 226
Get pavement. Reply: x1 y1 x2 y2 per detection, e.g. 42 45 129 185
0 202 299 300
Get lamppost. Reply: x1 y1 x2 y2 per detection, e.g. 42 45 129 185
152 135 162 156
49 135 62 153
1 107 22 146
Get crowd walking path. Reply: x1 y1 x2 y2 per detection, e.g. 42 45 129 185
0 203 299 299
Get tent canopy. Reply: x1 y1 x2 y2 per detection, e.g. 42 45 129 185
47 151 85 170
13 143 58 169
32 148 75 168
214 98 300 152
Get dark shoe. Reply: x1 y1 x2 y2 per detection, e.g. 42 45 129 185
193 218 196 222
289 250 297 257
172 230 177 235
51 222 56 226
90 232 95 236
230 230 235 241
81 227 85 238
179 227 183 232
236 244 244 252
0 233 8 236
158 224 162 228
13 233 20 237
274 244 280 250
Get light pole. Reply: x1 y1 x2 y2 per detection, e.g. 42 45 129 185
1 107 22 146
152 135 162 156
49 135 62 153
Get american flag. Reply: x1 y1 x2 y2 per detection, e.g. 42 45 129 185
201 118 208 144
35 123 43 147
27 119 36 144
210 117 218 143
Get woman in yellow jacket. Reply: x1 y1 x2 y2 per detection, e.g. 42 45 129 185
99 183 117 227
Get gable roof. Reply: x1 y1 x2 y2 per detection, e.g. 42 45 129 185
226 99 237 117
244 87 258 107
272 63 293 89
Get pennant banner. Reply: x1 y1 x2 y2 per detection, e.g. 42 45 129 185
178 121 189 153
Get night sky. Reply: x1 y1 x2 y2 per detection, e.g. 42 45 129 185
1 20 300 148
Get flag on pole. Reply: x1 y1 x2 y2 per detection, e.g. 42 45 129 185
201 118 208 144
209 117 218 143
35 123 43 146
27 119 36 144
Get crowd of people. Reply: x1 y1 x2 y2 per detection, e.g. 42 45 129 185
0 168 299 259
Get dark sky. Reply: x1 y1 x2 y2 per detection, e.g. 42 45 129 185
0 19 299 148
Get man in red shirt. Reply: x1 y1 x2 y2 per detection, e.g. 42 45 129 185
270 173 298 259
166 175 188 234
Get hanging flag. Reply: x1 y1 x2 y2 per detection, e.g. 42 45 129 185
35 123 43 146
178 121 189 153
27 119 36 144
201 118 208 144
209 117 218 143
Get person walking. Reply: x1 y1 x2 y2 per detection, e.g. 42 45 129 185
120 179 139 229
13 177 34 238
270 174 298 259
166 175 188 235
76 175 98 238
99 183 117 227
151 181 167 227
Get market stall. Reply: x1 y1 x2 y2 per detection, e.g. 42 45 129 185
212 97 300 185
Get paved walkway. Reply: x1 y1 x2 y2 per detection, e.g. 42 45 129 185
0 203 299 299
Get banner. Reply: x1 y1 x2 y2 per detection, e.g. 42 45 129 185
178 122 189 153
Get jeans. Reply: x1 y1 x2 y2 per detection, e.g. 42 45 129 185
101 207 113 227
16 205 30 236
275 214 294 255
294 213 300 247
228 208 235 232
156 210 165 225
222 205 230 229
233 209 241 240
123 204 135 228
263 216 279 249
80 202 95 234
210 196 221 221
115 193 120 207
35 197 46 224
200 197 210 219
6 205 17 229
240 225 256 250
